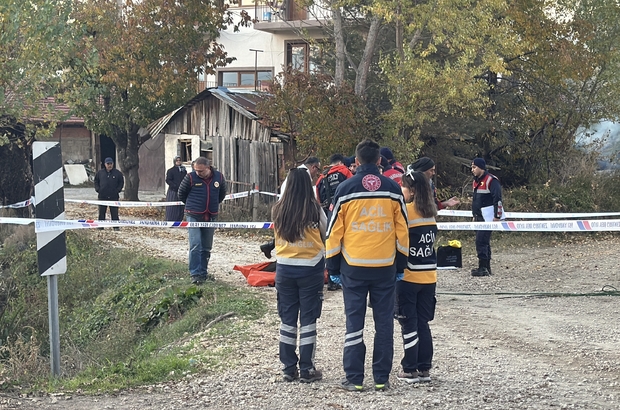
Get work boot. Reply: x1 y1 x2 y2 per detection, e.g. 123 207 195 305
484 259 492 275
471 259 490 277
259 240 275 259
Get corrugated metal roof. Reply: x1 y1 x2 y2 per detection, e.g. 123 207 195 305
144 87 269 139
144 106 184 139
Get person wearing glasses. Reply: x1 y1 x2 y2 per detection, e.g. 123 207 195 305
260 157 321 259
178 157 227 284
272 168 327 384
411 157 460 209
326 138 409 392
395 167 438 385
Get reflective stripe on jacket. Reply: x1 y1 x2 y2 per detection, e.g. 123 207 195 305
326 163 409 278
472 172 503 220
403 202 437 284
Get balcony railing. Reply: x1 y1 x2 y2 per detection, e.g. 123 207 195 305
254 0 330 23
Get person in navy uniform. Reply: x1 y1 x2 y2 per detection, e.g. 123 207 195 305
272 168 326 384
470 157 503 276
326 138 409 392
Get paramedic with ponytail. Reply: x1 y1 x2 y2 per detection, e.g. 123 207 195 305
395 167 438 384
272 168 327 384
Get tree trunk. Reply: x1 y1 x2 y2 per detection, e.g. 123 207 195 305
0 124 33 218
354 15 382 97
114 124 141 201
332 7 346 88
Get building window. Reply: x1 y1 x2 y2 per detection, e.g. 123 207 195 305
286 41 323 74
218 69 274 88
179 139 192 162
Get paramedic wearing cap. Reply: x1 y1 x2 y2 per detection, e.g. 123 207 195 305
471 158 503 277
326 138 409 392
411 157 460 209
94 157 124 225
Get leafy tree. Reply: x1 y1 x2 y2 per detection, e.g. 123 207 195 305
256 69 369 164
0 0 73 212
376 0 519 156
62 0 248 200
485 0 620 184
414 0 620 185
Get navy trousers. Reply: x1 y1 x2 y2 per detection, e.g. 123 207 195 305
475 229 492 260
275 270 324 375
395 281 436 373
340 274 395 385
98 205 119 221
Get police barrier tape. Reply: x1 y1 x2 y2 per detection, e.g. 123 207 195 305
62 190 272 207
437 209 620 219
0 197 35 209
8 193 620 219
0 218 612 232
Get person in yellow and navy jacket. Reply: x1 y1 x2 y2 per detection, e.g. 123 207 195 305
326 138 409 392
394 167 438 385
272 168 327 384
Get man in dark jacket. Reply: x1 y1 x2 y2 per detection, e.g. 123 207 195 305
315 154 353 216
178 157 227 284
470 158 503 276
412 157 460 210
94 157 124 228
165 156 187 221
315 154 353 291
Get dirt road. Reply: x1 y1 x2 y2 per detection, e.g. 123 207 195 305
3 201 620 409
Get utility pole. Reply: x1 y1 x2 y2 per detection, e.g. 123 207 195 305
249 49 264 91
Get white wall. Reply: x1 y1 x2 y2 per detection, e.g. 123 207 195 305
206 7 327 86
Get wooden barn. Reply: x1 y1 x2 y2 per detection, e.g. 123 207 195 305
139 87 289 201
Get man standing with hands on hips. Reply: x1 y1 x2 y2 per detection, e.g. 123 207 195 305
470 157 503 277
178 157 227 284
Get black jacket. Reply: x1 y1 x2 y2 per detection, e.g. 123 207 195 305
166 165 187 192
94 168 124 200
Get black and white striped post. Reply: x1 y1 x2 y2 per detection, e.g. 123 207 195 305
33 141 66 377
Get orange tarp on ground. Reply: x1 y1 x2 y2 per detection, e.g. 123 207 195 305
233 262 329 287
233 262 276 287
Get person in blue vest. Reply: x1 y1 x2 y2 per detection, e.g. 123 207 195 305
395 167 438 385
178 157 227 284
326 138 409 392
272 168 326 383
471 157 503 276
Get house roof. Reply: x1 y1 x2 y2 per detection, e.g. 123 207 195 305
3 95 85 125
145 87 268 139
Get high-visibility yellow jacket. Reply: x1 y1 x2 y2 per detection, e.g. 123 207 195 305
403 203 437 284
326 163 409 279
275 211 326 277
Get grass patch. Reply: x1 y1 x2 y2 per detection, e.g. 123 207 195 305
0 230 267 393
